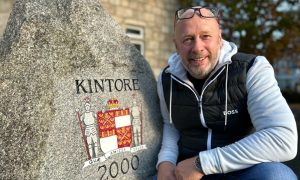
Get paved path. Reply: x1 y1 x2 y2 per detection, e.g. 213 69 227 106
285 104 300 177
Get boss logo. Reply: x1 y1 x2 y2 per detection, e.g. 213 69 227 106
223 109 239 116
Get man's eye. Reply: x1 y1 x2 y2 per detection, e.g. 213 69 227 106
183 38 193 45
202 35 211 40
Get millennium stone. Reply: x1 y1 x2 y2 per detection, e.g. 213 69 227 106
0 0 162 179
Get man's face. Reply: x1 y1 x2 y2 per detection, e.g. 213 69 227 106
174 9 222 79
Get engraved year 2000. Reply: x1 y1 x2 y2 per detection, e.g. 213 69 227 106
98 155 139 179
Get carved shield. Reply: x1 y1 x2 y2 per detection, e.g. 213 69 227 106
97 108 132 153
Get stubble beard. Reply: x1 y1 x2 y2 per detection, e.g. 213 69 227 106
187 49 220 79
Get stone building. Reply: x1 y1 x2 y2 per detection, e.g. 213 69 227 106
0 0 14 38
100 0 179 76
0 0 179 77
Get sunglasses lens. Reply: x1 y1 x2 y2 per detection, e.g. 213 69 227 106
199 8 217 17
177 8 195 19
176 7 219 21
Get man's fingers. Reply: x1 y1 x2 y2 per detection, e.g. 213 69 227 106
174 168 183 180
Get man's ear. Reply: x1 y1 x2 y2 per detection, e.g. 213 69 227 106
219 29 223 47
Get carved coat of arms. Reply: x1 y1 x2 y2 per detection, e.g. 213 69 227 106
75 96 146 168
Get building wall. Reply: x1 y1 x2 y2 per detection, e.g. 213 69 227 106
100 0 179 76
0 0 14 39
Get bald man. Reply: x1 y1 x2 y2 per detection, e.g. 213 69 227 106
156 6 297 180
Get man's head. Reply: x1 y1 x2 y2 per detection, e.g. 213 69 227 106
174 6 222 79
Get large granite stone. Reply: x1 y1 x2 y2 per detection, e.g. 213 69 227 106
0 0 162 179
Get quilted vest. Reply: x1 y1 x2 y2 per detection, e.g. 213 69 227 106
161 52 257 162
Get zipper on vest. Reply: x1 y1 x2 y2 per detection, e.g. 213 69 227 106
199 66 226 127
171 75 207 129
199 66 226 150
171 66 225 150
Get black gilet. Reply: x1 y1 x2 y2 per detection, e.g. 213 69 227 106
161 52 257 162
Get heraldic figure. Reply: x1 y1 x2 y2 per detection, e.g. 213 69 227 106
81 100 100 158
131 99 142 146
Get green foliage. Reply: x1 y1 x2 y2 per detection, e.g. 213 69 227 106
178 0 300 64
178 0 194 7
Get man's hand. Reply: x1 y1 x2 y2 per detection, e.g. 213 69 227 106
175 156 204 180
157 161 176 180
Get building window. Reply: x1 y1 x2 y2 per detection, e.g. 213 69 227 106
126 25 144 39
125 25 144 55
130 40 144 55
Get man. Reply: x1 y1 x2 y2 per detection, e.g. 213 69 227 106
156 6 298 179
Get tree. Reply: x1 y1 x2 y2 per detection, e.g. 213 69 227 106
178 0 300 64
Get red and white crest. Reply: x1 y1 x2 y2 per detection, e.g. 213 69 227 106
97 108 132 153
76 96 146 168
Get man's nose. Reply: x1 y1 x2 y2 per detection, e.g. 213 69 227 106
192 38 204 53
